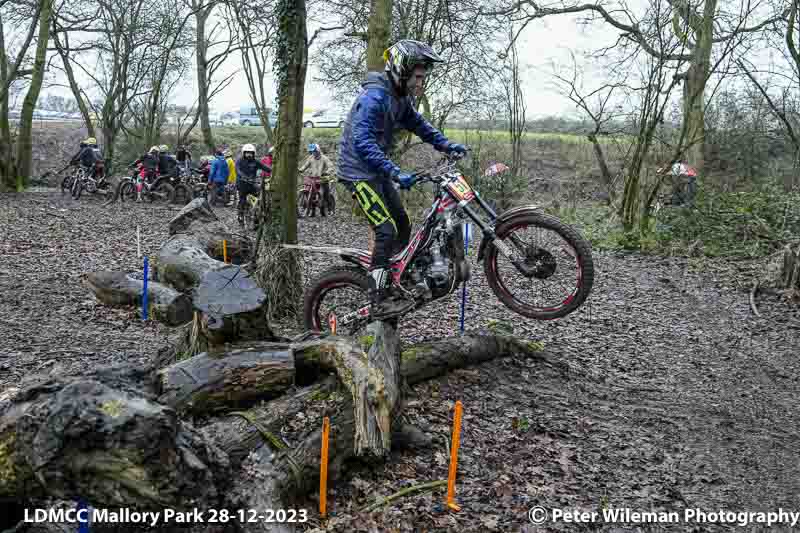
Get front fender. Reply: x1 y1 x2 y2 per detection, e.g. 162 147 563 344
477 205 542 261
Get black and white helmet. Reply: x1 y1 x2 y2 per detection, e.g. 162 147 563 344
384 39 444 87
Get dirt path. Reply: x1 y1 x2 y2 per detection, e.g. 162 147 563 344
1 190 798 532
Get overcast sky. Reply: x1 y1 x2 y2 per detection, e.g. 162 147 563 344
199 14 620 118
36 12 621 118
36 2 779 119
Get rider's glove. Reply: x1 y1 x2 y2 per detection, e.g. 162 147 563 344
395 172 416 190
445 143 468 156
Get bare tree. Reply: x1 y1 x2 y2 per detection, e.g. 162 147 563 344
314 0 502 129
0 0 45 190
486 0 788 173
193 0 238 152
551 55 627 205
70 0 167 173
228 0 277 143
51 0 100 138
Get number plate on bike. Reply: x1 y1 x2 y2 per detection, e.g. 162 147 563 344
445 175 475 202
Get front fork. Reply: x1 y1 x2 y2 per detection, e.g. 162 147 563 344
462 191 534 276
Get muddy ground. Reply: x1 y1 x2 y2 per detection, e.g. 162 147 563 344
1 188 799 533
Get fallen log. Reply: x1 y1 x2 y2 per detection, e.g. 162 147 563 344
168 197 218 234
1 334 547 529
207 334 548 496
157 341 295 414
0 368 230 509
155 233 228 292
85 271 193 326
193 265 272 346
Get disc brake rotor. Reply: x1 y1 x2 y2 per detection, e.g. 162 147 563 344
525 247 557 279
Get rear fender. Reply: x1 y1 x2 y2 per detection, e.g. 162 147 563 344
477 205 542 261
281 244 371 269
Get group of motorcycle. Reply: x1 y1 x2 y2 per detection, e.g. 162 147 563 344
58 161 110 199
119 162 210 204
58 160 209 205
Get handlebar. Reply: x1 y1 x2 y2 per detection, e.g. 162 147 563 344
394 148 470 188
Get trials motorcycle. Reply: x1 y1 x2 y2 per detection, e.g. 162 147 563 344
290 152 595 335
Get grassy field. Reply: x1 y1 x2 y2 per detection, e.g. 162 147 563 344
189 125 604 150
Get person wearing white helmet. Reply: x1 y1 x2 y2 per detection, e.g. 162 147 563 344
235 143 271 226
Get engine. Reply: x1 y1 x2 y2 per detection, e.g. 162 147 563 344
409 235 452 299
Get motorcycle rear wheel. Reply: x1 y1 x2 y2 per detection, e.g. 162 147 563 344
303 266 370 336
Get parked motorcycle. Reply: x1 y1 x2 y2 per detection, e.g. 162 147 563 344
292 153 595 336
66 160 109 199
119 164 174 203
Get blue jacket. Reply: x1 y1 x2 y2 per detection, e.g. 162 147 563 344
209 155 229 184
337 72 450 182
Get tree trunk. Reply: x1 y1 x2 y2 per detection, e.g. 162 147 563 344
14 0 53 190
366 0 393 71
254 0 307 320
195 4 215 152
85 271 193 326
102 123 117 177
588 132 615 205
356 321 402 457
53 30 95 139
681 0 716 175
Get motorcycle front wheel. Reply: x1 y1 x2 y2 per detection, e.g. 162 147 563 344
483 211 594 320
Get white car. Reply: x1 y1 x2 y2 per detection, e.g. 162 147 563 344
302 109 346 128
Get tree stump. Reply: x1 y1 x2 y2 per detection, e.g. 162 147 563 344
85 271 193 326
193 265 272 346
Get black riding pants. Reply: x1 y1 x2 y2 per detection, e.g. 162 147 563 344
343 178 411 269
238 180 259 212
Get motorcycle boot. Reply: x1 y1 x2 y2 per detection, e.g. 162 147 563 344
368 267 414 320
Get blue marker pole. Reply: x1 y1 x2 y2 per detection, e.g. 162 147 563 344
142 256 149 321
77 499 89 532
459 223 471 334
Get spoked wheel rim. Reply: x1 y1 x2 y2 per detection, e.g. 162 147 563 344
311 281 370 337
490 222 585 315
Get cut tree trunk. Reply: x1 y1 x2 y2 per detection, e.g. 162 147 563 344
85 271 192 326
156 200 253 291
357 320 402 457
193 264 272 346
157 341 295 414
0 366 230 509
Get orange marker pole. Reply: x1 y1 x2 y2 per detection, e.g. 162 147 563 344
223 240 228 263
319 416 331 518
446 401 464 511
